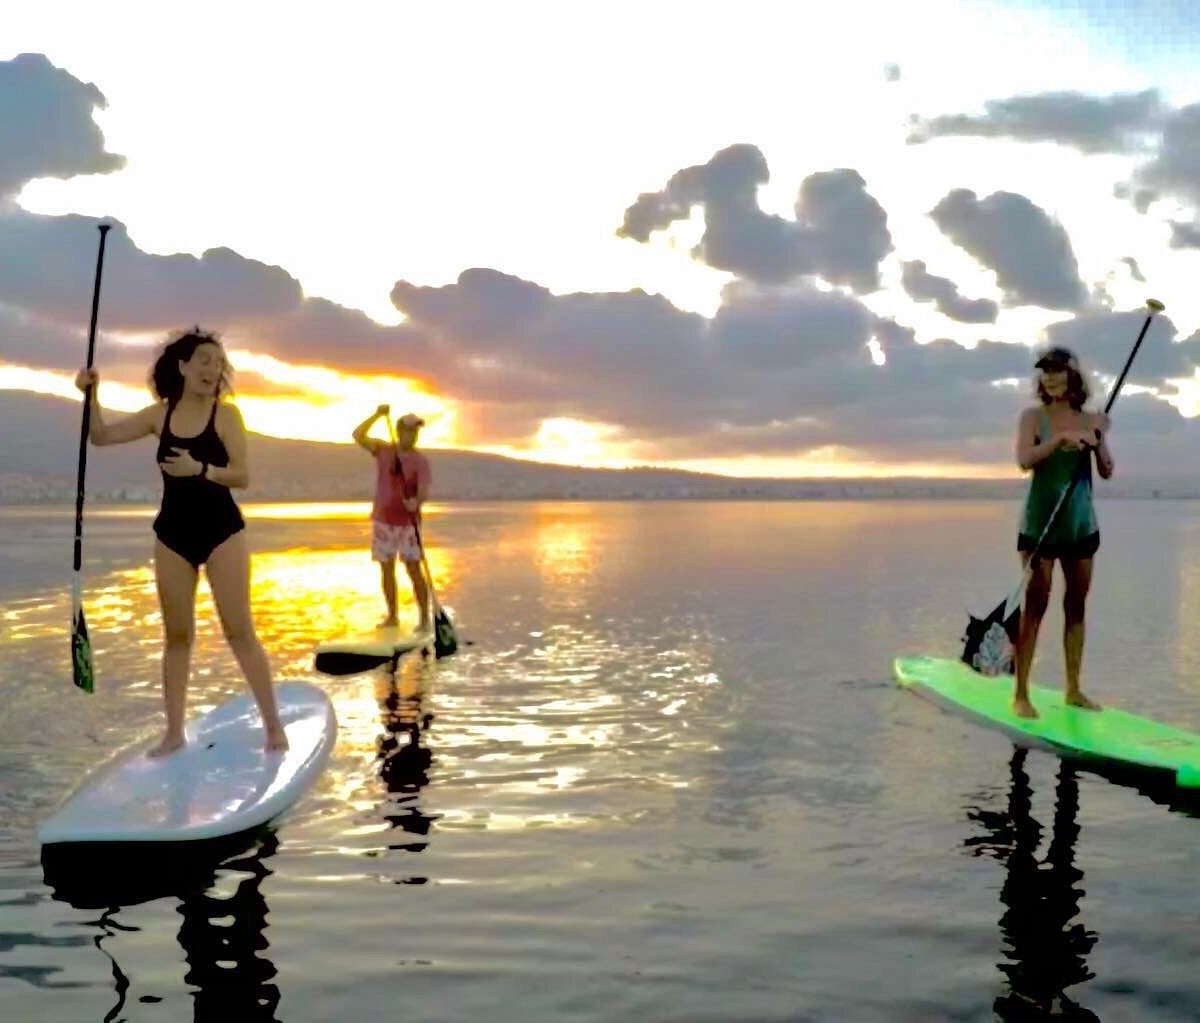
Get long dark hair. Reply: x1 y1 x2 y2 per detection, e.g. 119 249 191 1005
150 327 232 401
1035 365 1089 411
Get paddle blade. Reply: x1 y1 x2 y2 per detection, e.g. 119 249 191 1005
71 607 95 693
433 607 458 660
961 598 1019 677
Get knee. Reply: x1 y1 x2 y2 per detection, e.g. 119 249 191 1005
1063 591 1088 621
221 618 255 646
163 623 194 648
1024 587 1050 620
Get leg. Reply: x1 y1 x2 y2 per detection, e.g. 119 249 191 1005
1061 557 1100 710
1013 553 1054 719
151 540 199 757
379 559 399 628
371 522 399 626
403 557 430 632
205 531 289 752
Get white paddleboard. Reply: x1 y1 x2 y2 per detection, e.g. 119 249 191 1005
314 626 432 675
39 681 336 844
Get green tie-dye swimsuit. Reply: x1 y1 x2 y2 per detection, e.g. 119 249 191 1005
1017 409 1100 560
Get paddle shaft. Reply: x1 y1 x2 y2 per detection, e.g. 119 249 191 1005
73 225 112 575
385 417 442 612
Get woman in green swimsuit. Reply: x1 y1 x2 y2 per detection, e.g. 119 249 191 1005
1013 346 1113 720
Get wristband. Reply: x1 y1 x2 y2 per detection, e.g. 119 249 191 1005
199 461 209 480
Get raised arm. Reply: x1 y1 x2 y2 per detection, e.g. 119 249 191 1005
74 368 161 446
352 404 389 455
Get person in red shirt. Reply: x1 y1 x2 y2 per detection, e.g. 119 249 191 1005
352 405 433 631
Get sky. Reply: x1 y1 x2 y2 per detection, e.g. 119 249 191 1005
4 0 1200 477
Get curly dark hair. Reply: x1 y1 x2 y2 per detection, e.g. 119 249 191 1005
149 327 232 401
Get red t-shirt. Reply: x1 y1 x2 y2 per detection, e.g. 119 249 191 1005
372 447 432 527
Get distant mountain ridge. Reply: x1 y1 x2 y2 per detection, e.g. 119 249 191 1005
1 391 1193 502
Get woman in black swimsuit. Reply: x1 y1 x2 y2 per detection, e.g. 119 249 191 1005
75 328 288 757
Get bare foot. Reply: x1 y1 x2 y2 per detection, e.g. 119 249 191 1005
264 724 289 753
377 615 399 629
147 733 186 758
417 619 432 636
1066 691 1101 711
1012 697 1039 720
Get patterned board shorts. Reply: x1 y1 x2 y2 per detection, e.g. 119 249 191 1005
371 521 421 563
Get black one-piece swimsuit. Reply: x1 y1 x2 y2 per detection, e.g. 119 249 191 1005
153 400 245 568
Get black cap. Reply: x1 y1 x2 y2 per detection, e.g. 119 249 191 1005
1034 346 1078 371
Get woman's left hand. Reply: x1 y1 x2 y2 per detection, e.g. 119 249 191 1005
160 447 204 477
403 497 419 513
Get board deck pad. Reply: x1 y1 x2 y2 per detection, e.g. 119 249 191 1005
39 681 336 844
894 655 1200 789
314 626 433 675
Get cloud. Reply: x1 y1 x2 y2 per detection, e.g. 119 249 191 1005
617 144 893 292
238 297 429 373
0 213 304 334
386 261 1199 473
387 262 1049 461
1169 220 1200 248
1130 102 1200 207
1120 256 1147 282
907 89 1165 153
0 53 125 199
1042 305 1192 384
929 189 1089 311
1112 181 1159 213
900 260 999 323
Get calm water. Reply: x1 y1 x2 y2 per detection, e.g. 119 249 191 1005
3 499 1200 1022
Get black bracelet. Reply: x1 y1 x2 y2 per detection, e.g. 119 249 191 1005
199 461 208 480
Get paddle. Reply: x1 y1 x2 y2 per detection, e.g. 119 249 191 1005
71 223 113 693
961 298 1165 676
388 417 458 659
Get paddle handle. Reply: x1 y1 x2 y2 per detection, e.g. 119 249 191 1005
386 416 442 613
73 224 112 574
1101 299 1163 415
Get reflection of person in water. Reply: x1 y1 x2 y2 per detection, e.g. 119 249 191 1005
43 832 281 1022
376 657 437 862
179 835 281 1021
965 749 1099 1021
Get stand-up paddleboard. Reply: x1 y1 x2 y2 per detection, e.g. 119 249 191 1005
894 656 1200 788
314 626 432 675
39 681 336 844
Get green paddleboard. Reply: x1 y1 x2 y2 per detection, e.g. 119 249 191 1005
894 655 1200 789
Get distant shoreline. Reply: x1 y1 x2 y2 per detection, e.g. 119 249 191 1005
5 489 1200 508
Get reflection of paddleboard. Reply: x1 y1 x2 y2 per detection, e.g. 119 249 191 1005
314 626 432 675
894 655 1200 788
39 681 336 844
